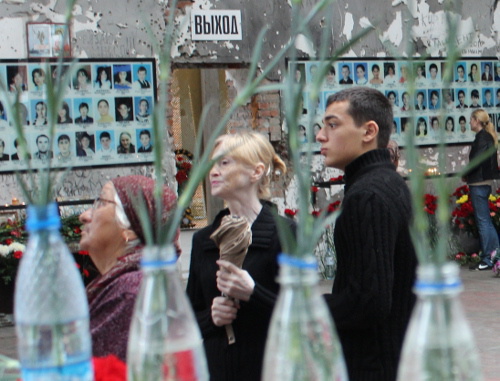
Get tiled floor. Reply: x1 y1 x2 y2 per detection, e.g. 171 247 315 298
1 264 499 379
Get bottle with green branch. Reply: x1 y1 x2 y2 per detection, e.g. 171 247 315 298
396 2 483 379
0 2 94 379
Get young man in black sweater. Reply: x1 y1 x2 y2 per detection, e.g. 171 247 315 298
316 87 418 381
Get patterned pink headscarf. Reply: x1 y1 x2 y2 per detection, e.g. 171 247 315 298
110 175 180 252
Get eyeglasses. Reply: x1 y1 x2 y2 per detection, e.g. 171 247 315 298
93 197 116 210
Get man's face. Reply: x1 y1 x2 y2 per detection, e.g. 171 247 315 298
460 120 466 132
430 67 437 79
80 106 88 118
140 134 150 147
100 137 111 149
458 92 465 105
37 137 49 153
139 101 148 114
388 93 395 106
316 100 366 170
431 93 438 106
472 95 479 106
356 67 365 79
58 139 70 155
342 67 349 79
457 67 464 78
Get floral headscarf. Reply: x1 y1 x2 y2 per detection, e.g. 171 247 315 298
110 175 179 251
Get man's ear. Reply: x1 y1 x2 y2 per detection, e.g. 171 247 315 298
251 162 266 183
363 121 379 144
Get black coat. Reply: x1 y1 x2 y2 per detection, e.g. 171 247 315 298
324 149 417 381
465 129 499 184
186 202 294 381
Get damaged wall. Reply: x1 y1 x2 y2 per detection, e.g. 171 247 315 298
0 0 498 209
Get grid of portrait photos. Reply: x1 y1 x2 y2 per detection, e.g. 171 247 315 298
0 58 156 172
293 58 500 148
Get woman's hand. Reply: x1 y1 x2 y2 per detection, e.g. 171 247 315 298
216 260 255 301
211 296 238 327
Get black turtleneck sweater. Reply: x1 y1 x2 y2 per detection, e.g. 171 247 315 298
324 148 417 381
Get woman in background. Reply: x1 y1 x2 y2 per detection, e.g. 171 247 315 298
464 109 499 271
94 67 112 90
57 101 73 124
187 130 295 381
117 131 135 154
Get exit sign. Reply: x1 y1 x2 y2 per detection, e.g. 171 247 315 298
191 10 242 41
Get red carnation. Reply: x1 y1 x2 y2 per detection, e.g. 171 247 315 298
175 170 188 185
13 251 23 259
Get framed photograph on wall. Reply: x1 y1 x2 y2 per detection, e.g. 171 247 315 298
27 23 71 58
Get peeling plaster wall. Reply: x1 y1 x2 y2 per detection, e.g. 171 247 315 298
0 0 498 208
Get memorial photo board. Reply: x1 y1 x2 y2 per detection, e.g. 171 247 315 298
0 58 156 173
290 58 500 149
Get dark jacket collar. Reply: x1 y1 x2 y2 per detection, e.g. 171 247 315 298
344 149 394 190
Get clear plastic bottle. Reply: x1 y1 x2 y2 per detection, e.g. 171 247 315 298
397 262 483 381
127 245 209 381
262 253 348 381
14 203 93 381
323 246 336 280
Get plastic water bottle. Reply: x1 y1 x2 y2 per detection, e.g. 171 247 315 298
323 246 336 280
14 203 93 380
127 245 209 381
262 254 348 380
397 262 483 380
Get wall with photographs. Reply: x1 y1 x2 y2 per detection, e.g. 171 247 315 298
295 58 500 148
0 59 156 172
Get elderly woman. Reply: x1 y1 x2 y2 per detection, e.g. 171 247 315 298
80 175 180 361
186 130 295 380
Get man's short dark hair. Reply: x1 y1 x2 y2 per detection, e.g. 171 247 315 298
79 102 89 111
58 134 70 143
139 129 150 138
36 134 49 144
100 131 111 140
325 87 393 148
138 66 147 73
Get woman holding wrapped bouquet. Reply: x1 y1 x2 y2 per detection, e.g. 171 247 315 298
186 130 294 380
79 175 180 361
464 109 499 270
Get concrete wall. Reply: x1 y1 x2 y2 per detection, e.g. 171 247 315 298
0 0 498 210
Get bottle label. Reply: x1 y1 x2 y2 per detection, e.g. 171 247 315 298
22 360 93 381
164 348 208 381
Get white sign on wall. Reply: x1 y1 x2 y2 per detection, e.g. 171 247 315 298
190 10 242 41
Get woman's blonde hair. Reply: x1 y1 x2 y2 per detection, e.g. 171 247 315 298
212 130 286 199
471 109 498 147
